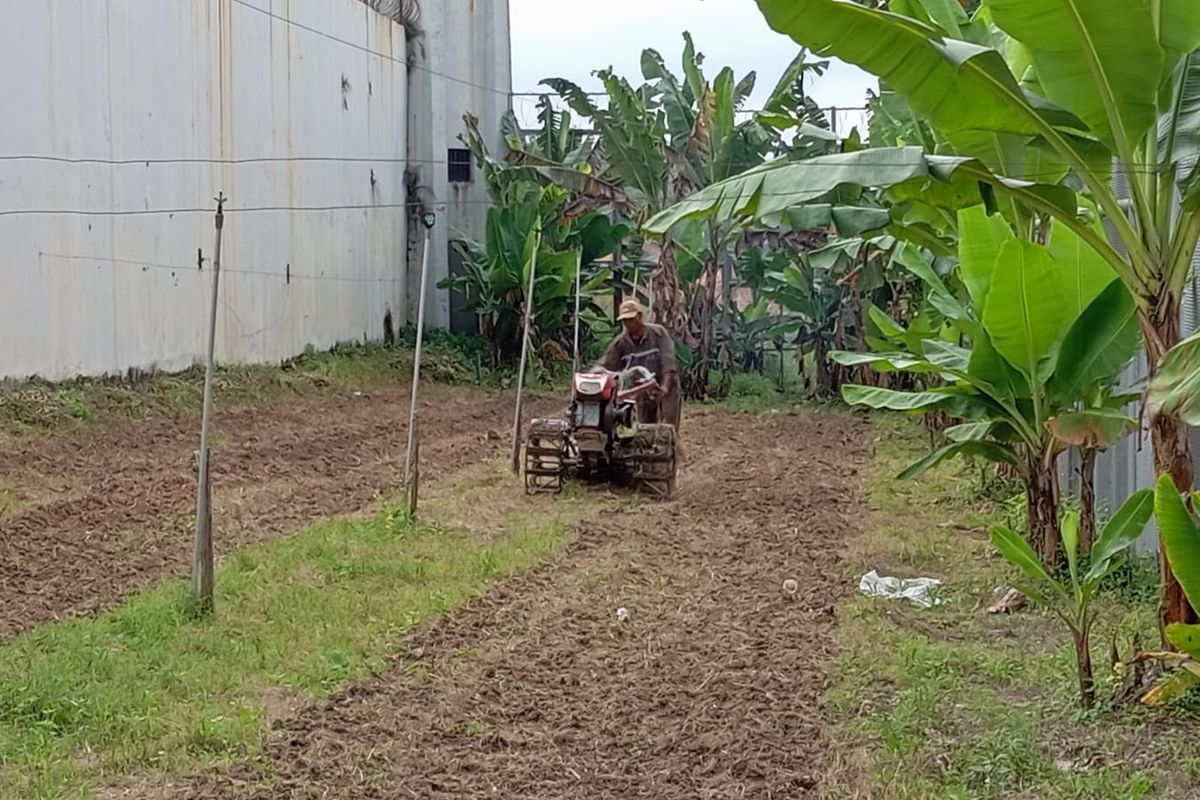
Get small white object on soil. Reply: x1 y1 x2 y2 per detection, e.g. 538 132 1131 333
616 607 630 622
783 579 799 595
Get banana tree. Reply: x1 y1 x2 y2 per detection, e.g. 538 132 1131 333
991 494 1154 708
543 36 747 342
545 38 841 398
441 129 624 367
834 216 1141 564
499 95 596 167
648 0 1200 629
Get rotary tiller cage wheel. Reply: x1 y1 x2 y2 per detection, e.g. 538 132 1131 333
524 418 571 494
626 423 677 498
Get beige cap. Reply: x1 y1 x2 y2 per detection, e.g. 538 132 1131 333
617 299 645 321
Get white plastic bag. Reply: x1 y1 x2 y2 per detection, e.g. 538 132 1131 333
858 570 943 608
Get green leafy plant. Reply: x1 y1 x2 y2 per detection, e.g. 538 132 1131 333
439 118 624 368
1136 475 1200 704
990 491 1154 708
832 219 1141 566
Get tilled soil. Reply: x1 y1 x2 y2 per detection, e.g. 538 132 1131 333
0 383 557 642
168 406 870 799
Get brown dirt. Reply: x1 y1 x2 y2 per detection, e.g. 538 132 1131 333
153 406 871 799
0 383 557 642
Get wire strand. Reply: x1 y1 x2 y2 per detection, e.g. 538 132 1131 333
38 251 403 284
0 154 418 166
0 202 421 218
0 161 1173 219
228 0 511 98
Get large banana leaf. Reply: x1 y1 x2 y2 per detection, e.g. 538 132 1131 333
643 147 1097 261
1050 279 1140 405
1048 224 1118 321
1046 408 1137 451
842 384 983 413
759 204 891 236
985 0 1171 156
1163 51 1200 210
980 240 1065 385
898 441 1020 480
681 32 706 105
890 0 977 42
892 243 971 324
956 206 1015 314
754 0 1071 136
830 351 941 374
1154 474 1200 612
968 327 1030 401
1148 329 1200 425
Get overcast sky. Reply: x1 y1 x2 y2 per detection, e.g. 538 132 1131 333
509 0 877 120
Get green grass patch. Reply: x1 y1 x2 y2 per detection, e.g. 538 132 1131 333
826 414 1199 799
0 503 572 798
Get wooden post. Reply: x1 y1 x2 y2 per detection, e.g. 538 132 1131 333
191 192 225 615
510 232 541 473
407 432 420 516
404 223 433 513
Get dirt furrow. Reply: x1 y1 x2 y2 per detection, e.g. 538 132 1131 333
170 408 869 799
0 384 558 642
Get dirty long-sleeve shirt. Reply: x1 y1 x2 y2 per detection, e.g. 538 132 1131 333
598 323 678 381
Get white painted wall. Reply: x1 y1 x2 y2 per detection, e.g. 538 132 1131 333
0 0 409 382
406 0 512 332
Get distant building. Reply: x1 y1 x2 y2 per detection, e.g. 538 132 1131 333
401 0 513 333
0 0 511 382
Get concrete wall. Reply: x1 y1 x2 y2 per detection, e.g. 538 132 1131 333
406 0 512 332
0 0 409 382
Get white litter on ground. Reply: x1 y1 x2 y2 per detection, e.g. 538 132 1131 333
858 570 943 608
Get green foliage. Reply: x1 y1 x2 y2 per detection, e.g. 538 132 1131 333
834 231 1138 478
438 119 624 368
1137 476 1200 705
989 492 1154 707
1149 328 1200 425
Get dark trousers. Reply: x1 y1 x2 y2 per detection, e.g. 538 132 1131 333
638 383 681 429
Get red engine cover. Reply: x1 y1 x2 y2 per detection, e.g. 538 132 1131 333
573 371 616 400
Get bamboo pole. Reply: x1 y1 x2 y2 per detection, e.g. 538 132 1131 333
572 251 583 374
404 224 433 512
510 232 541 473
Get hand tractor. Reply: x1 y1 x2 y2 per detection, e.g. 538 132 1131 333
524 355 677 497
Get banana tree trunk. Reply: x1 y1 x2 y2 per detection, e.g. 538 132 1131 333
652 241 688 340
682 256 720 400
1079 447 1098 555
813 339 834 398
1143 300 1200 633
1073 627 1095 709
1027 454 1062 570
